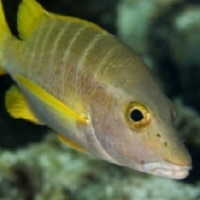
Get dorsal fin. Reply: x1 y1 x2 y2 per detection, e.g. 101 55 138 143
17 0 46 39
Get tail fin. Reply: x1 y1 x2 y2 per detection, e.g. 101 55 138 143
0 0 11 75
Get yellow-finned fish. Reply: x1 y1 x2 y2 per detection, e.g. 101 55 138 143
0 0 191 179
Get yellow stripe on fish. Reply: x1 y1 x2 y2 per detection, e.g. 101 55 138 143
16 74 88 124
0 0 192 179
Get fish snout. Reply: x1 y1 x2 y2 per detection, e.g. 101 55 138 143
142 161 192 179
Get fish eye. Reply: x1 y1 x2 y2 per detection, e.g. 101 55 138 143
130 109 144 122
125 102 150 129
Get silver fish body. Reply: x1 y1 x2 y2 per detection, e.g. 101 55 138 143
0 0 191 179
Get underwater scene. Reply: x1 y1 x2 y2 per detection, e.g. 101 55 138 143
0 0 200 199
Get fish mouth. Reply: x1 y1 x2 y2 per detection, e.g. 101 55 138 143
142 161 192 179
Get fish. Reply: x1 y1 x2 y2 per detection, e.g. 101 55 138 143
0 0 191 179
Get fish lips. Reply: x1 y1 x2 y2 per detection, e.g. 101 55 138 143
142 161 192 179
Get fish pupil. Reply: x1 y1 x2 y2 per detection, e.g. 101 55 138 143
130 109 144 122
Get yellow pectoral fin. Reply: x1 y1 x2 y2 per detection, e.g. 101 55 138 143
16 75 88 125
58 134 87 153
5 85 42 124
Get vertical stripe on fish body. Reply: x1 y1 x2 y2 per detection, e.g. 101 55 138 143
0 0 192 179
4 18 104 114
4 13 151 119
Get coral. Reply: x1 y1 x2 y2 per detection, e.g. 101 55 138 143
0 0 200 199
0 134 200 200
175 98 200 147
116 0 180 55
174 98 200 182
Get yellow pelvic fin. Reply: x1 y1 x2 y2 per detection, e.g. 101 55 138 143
17 0 46 39
16 75 88 124
5 85 42 124
58 134 87 153
0 0 11 75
